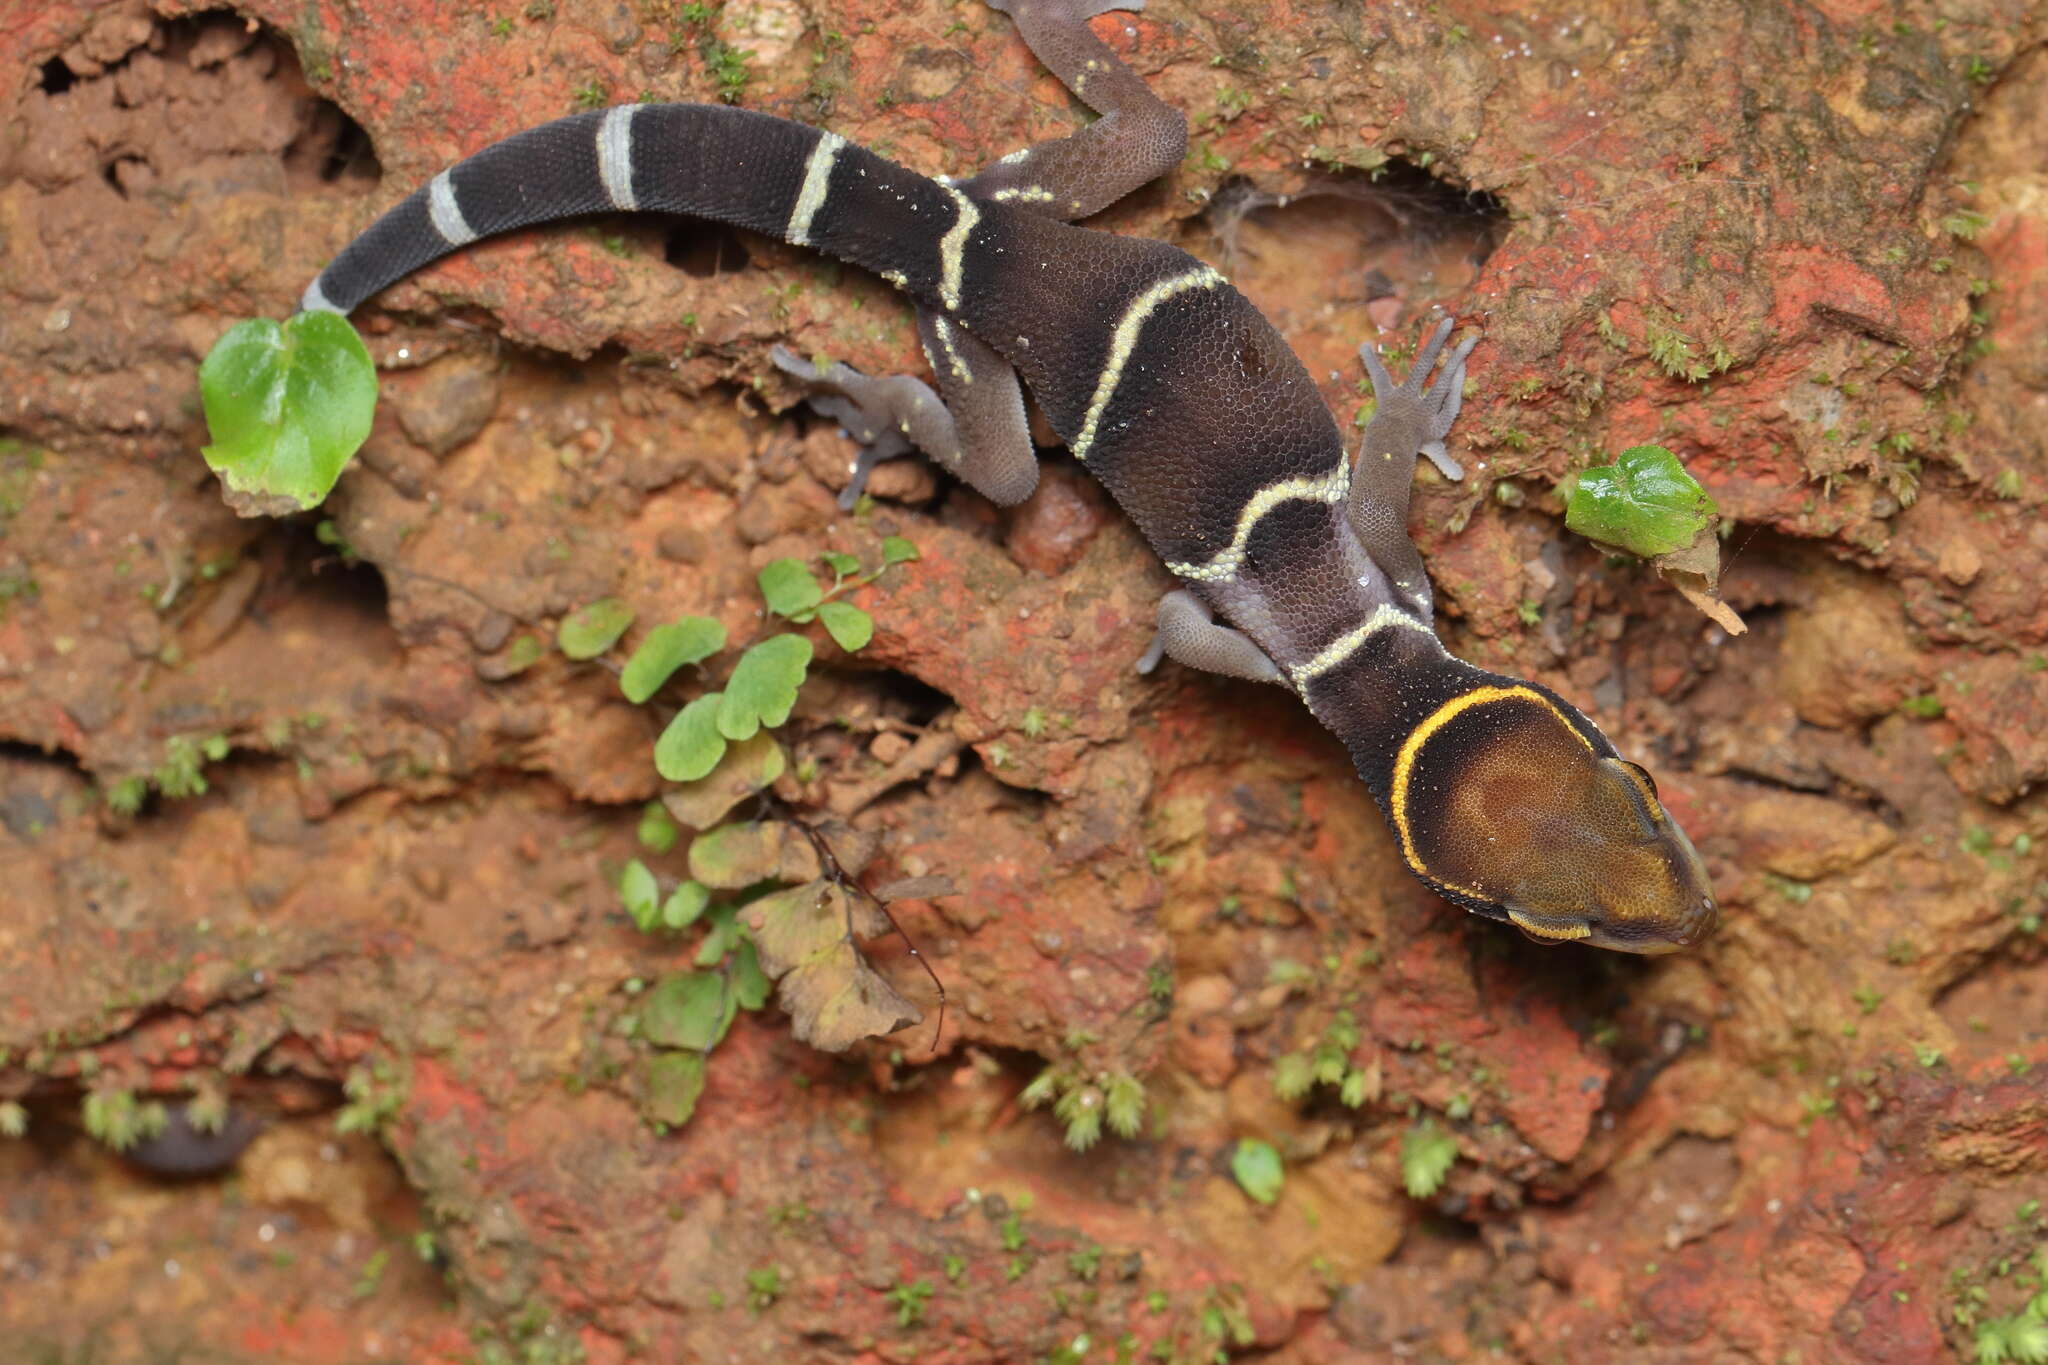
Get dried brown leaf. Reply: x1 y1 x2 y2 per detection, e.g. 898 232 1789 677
661 733 785 830
738 880 918 1052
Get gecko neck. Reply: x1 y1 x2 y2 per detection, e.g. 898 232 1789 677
1300 633 1499 805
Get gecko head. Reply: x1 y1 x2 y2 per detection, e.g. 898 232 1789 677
1390 682 1717 954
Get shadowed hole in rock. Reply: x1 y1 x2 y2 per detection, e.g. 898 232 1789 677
151 11 384 196
37 56 74 94
283 94 381 195
278 513 390 625
664 219 752 277
1414 1206 1486 1239
942 740 1053 812
874 670 952 731
0 740 92 841
1208 157 1508 265
1205 158 1508 329
36 12 383 199
101 153 149 198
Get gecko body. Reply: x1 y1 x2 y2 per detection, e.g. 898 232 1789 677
300 0 1716 952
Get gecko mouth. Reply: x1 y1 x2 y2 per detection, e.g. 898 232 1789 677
1502 904 1710 955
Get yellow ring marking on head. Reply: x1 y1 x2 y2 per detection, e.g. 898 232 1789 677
1389 684 1595 897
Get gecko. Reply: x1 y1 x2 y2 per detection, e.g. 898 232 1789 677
295 0 1716 952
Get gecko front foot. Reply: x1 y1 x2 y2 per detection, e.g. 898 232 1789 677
1357 315 1480 481
983 0 1145 19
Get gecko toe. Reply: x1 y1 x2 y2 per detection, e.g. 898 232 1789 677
770 344 822 382
1422 335 1479 440
1420 439 1464 482
1357 340 1397 401
1403 316 1457 392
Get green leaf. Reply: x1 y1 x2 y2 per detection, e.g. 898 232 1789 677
1338 1069 1371 1108
1272 1052 1314 1101
558 597 636 660
881 535 920 565
1563 444 1717 558
821 550 861 577
1230 1137 1284 1205
655 693 728 781
717 634 812 740
642 971 732 1050
1104 1074 1146 1138
758 558 823 619
2010 1317 2048 1365
492 633 547 678
1400 1119 1458 1199
731 938 771 1009
816 600 873 652
620 858 660 932
621 616 726 703
198 312 377 514
696 902 744 966
638 801 680 853
661 879 710 929
640 1050 705 1127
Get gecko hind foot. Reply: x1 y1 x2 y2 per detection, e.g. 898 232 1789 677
773 345 950 509
984 0 1145 18
1137 589 1283 684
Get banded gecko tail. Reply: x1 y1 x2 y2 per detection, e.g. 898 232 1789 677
299 104 972 318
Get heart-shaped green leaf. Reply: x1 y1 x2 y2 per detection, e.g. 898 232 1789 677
717 634 812 740
731 939 770 1009
199 312 377 515
817 600 873 652
558 597 636 660
661 879 710 929
642 970 733 1051
619 858 660 931
1564 444 1717 558
1231 1137 1284 1205
640 1050 705 1127
638 801 680 853
758 558 824 619
621 616 726 702
655 692 728 781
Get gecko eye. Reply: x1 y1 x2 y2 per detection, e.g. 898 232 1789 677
1604 757 1664 825
1623 761 1658 798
